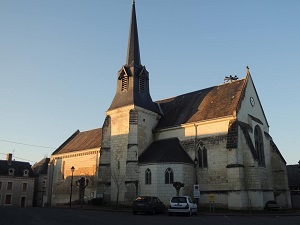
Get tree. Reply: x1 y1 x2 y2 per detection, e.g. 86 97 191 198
173 182 184 196
111 165 125 209
76 177 89 207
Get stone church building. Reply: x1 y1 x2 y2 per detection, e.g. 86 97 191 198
47 1 291 210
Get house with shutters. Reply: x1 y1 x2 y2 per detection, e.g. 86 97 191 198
48 1 291 210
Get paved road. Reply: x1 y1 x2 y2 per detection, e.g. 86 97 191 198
1 207 300 225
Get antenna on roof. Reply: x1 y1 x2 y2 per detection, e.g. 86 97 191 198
224 75 238 83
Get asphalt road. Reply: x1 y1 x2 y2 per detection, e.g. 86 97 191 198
1 207 300 225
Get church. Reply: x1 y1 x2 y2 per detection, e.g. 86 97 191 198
47 1 291 210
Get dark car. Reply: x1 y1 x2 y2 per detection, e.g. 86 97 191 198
132 196 166 215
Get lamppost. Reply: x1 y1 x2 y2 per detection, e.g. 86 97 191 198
69 166 75 208
41 180 46 207
194 158 198 184
194 158 199 210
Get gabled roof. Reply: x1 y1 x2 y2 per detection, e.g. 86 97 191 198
139 138 194 164
0 160 34 177
155 79 246 129
32 157 50 175
52 128 102 155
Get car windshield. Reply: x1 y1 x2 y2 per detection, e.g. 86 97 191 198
171 197 187 203
135 196 151 202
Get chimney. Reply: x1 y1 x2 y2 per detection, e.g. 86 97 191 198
6 153 12 165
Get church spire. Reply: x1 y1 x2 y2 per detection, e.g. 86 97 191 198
108 1 159 114
126 0 141 66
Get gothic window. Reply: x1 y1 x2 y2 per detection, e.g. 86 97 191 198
61 161 65 179
145 168 151 184
197 141 208 168
165 168 174 184
255 125 265 166
121 74 128 92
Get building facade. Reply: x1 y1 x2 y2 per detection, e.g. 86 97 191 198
0 153 35 207
47 129 101 206
32 157 49 207
48 1 291 210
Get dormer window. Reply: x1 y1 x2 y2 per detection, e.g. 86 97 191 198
139 75 145 92
121 74 128 92
23 169 29 177
8 168 15 176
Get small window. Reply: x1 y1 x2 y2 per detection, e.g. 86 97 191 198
165 168 174 184
23 169 29 176
7 182 13 190
5 194 12 205
145 168 151 184
62 161 65 179
8 168 15 175
22 183 27 191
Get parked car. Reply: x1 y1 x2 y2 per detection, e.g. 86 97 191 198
168 196 198 216
132 196 166 215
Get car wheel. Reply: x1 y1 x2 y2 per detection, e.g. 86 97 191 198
187 210 192 217
152 208 156 215
133 211 137 215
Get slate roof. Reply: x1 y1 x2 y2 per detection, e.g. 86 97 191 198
286 164 300 188
0 160 34 177
52 128 102 155
155 79 246 129
139 138 194 164
32 157 50 175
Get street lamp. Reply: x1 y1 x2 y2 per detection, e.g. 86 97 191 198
194 158 198 184
69 166 75 208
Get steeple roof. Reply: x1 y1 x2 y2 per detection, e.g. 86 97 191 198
108 1 159 114
126 0 141 67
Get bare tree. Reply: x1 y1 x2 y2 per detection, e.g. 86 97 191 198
111 163 125 209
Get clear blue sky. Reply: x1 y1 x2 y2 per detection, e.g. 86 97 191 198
0 0 299 165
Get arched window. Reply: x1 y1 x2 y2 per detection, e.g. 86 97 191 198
165 168 174 184
197 141 208 168
145 168 151 184
254 125 265 166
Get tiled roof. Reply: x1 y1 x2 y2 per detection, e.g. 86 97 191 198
139 138 194 164
52 128 102 155
0 160 34 177
32 158 50 175
155 79 246 129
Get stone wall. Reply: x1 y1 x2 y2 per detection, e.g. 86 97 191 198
48 149 99 205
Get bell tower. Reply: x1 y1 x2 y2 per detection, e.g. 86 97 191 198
99 1 160 204
108 0 159 113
